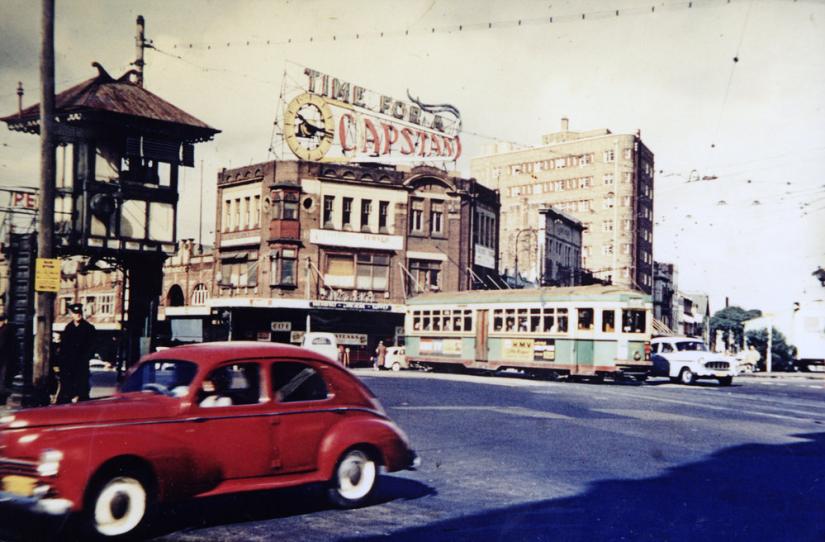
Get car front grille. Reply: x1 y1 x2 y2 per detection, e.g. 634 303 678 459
0 457 39 477
705 361 730 370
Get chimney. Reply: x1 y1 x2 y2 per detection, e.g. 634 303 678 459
561 117 569 132
16 81 23 117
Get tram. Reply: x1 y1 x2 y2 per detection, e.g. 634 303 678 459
404 285 653 380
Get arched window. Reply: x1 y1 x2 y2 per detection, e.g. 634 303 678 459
167 284 185 307
191 283 208 306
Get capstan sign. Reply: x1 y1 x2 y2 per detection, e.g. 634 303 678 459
283 67 462 163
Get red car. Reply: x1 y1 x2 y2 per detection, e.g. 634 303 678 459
0 342 419 539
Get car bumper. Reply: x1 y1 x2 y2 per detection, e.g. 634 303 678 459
0 490 72 516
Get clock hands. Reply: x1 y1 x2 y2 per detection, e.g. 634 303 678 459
296 112 332 139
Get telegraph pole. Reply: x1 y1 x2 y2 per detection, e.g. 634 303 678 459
134 15 146 87
33 0 56 405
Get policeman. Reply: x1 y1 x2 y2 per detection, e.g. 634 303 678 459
57 304 96 403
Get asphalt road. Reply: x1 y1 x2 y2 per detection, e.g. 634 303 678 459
3 370 824 541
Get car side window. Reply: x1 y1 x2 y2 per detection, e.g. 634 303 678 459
199 363 261 407
661 343 674 353
272 362 329 403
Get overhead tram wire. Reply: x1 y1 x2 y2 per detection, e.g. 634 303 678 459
156 0 770 52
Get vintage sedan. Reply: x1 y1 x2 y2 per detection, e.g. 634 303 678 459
0 342 419 539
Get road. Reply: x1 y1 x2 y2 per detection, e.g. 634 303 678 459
3 371 824 541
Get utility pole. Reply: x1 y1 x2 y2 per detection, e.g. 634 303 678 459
33 0 56 405
134 15 146 87
766 321 773 373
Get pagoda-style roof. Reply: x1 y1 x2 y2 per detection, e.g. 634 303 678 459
2 63 220 142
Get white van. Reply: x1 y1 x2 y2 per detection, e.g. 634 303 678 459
301 332 338 362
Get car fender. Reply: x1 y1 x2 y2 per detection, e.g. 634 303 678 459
317 415 410 478
45 424 204 508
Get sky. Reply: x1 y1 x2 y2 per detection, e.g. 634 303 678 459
0 0 823 318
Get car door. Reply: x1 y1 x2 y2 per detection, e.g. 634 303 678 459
269 359 341 474
186 362 273 480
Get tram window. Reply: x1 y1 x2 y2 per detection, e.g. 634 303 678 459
452 316 462 331
493 311 504 331
432 313 441 331
578 308 595 330
543 311 554 332
443 317 452 331
622 309 646 333
463 311 472 331
517 309 528 332
557 309 569 332
422 316 431 330
602 310 616 332
413 314 421 330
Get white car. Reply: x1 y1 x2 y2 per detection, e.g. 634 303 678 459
651 337 737 386
382 346 407 371
300 332 339 362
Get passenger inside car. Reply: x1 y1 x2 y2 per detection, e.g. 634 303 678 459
199 370 233 407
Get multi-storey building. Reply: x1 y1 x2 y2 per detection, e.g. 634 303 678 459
206 160 499 359
653 261 677 331
538 206 584 287
158 239 215 344
471 118 655 293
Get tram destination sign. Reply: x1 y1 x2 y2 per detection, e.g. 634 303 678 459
283 65 462 163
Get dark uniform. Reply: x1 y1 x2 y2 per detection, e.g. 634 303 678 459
58 305 95 403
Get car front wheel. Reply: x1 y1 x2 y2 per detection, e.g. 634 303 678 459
391 362 401 372
86 472 152 539
679 368 696 385
327 448 379 508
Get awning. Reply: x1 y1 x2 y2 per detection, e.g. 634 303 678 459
220 250 258 261
652 318 677 336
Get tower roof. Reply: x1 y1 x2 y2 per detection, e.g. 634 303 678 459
2 63 220 142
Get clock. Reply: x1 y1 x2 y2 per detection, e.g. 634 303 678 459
283 93 335 161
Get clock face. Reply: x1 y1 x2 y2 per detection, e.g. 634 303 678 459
283 93 335 161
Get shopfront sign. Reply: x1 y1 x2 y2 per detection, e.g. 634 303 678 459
283 66 462 163
310 300 393 312
271 321 292 332
290 331 368 346
309 228 403 251
474 244 495 269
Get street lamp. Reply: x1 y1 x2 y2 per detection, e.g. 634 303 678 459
513 228 538 287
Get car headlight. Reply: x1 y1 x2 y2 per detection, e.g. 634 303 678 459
698 357 705 365
37 449 64 477
633 351 642 361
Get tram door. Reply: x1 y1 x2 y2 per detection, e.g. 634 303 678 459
475 310 488 362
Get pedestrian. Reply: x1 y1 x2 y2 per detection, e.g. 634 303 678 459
57 304 96 403
375 340 387 371
0 314 16 402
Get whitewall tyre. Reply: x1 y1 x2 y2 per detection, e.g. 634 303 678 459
88 474 150 539
327 448 379 508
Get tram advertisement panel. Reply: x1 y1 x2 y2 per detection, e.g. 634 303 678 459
502 339 534 362
420 338 462 356
534 339 556 361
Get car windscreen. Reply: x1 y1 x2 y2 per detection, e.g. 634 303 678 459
120 360 198 396
675 341 708 352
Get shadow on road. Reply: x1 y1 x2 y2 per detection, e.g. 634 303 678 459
0 475 435 541
345 432 825 542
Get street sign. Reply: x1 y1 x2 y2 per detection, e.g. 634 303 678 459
34 258 60 293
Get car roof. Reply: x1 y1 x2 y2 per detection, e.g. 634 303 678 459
141 341 337 373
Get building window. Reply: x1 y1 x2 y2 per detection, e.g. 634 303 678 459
602 220 614 232
324 253 355 288
623 219 632 231
603 149 615 162
602 193 615 208
430 200 444 236
603 173 614 185
271 248 297 287
622 243 631 255
97 294 114 316
273 193 299 220
379 201 389 231
602 245 614 255
340 197 353 228
410 198 424 233
410 259 441 292
191 283 209 306
323 195 334 227
361 199 372 232
234 198 241 229
243 196 251 229
223 200 232 232
221 259 258 288
253 195 261 227
356 253 390 290
623 148 632 160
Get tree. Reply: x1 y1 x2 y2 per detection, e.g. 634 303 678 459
709 306 761 349
745 328 797 372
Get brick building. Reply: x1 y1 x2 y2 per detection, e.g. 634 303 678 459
202 160 500 357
